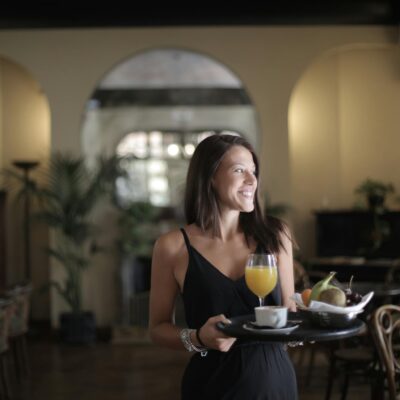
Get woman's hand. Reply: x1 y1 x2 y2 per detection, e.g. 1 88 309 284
197 314 236 352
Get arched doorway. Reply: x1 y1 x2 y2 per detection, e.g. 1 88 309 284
81 48 259 208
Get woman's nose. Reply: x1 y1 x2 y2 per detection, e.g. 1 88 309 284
244 171 256 184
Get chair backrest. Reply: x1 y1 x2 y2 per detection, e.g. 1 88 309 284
0 300 14 353
370 304 400 400
6 283 32 337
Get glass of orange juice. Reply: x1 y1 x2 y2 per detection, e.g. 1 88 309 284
245 253 277 307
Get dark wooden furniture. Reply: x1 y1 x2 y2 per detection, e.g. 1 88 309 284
307 257 397 283
308 210 400 282
314 209 400 259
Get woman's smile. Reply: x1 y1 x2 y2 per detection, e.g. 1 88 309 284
212 145 258 213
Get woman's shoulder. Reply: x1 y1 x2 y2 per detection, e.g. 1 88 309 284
153 227 186 257
267 216 297 251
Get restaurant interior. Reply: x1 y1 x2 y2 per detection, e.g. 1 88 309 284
0 2 399 399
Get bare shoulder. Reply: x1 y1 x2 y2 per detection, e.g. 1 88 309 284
153 228 186 259
269 217 294 254
279 221 292 240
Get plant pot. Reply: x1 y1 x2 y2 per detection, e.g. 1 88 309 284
59 311 96 344
368 194 385 210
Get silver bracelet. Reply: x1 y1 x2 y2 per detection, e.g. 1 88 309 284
287 341 304 348
179 328 207 354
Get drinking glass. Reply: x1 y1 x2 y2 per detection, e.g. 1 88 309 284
245 253 278 306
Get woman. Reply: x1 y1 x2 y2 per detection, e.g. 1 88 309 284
149 134 298 399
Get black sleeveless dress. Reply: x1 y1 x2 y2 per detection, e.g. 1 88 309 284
180 228 298 400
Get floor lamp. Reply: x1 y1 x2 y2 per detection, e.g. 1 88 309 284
12 160 39 282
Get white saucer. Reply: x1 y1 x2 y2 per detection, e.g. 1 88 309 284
243 321 299 334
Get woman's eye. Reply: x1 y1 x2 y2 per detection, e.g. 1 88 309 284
235 168 244 173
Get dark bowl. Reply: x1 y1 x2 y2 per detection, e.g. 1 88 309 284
299 309 362 328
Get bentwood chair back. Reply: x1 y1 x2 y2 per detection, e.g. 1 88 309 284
370 304 400 400
6 282 32 381
0 299 14 399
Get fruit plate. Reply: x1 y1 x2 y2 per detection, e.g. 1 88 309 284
298 309 363 328
291 292 374 314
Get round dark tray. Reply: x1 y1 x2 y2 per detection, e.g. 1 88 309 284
216 312 366 343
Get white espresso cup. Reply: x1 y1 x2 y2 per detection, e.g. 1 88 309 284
255 306 288 328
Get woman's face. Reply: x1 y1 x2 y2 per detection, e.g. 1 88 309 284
212 145 257 213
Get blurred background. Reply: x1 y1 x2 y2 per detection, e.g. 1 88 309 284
0 2 399 399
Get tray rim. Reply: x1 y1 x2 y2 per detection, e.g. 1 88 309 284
216 312 365 343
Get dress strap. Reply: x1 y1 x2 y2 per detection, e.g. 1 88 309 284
180 228 192 252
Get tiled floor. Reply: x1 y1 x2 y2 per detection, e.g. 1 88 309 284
9 337 372 400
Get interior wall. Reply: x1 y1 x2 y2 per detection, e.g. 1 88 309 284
0 57 51 319
0 62 2 176
339 46 400 207
289 45 400 258
289 55 341 258
0 26 396 326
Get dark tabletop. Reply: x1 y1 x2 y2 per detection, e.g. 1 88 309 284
216 312 366 343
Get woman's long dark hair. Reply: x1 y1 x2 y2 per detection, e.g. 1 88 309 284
184 134 287 254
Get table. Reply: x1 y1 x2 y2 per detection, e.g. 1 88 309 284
352 282 400 316
216 312 365 343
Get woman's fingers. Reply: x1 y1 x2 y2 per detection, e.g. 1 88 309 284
200 314 236 352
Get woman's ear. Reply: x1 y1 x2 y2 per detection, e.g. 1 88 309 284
211 178 215 188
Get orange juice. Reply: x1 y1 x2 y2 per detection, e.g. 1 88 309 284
245 266 278 298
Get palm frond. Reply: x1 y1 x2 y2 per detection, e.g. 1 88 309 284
9 152 124 314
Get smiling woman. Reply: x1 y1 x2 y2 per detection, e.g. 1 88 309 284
149 134 298 399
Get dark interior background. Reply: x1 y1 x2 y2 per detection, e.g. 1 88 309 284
0 1 399 29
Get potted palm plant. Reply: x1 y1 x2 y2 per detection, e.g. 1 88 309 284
354 178 395 256
6 152 123 343
116 201 159 326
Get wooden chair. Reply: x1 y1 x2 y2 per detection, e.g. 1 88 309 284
369 304 400 400
6 283 32 381
0 300 14 400
324 333 377 400
291 261 334 386
383 262 400 305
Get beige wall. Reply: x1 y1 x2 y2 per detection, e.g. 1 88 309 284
289 54 341 257
340 46 400 206
290 45 400 257
0 26 397 326
0 57 50 319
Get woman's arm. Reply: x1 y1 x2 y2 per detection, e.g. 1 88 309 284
148 231 236 352
148 233 184 349
277 226 296 311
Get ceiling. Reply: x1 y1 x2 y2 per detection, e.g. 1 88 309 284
0 1 399 29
